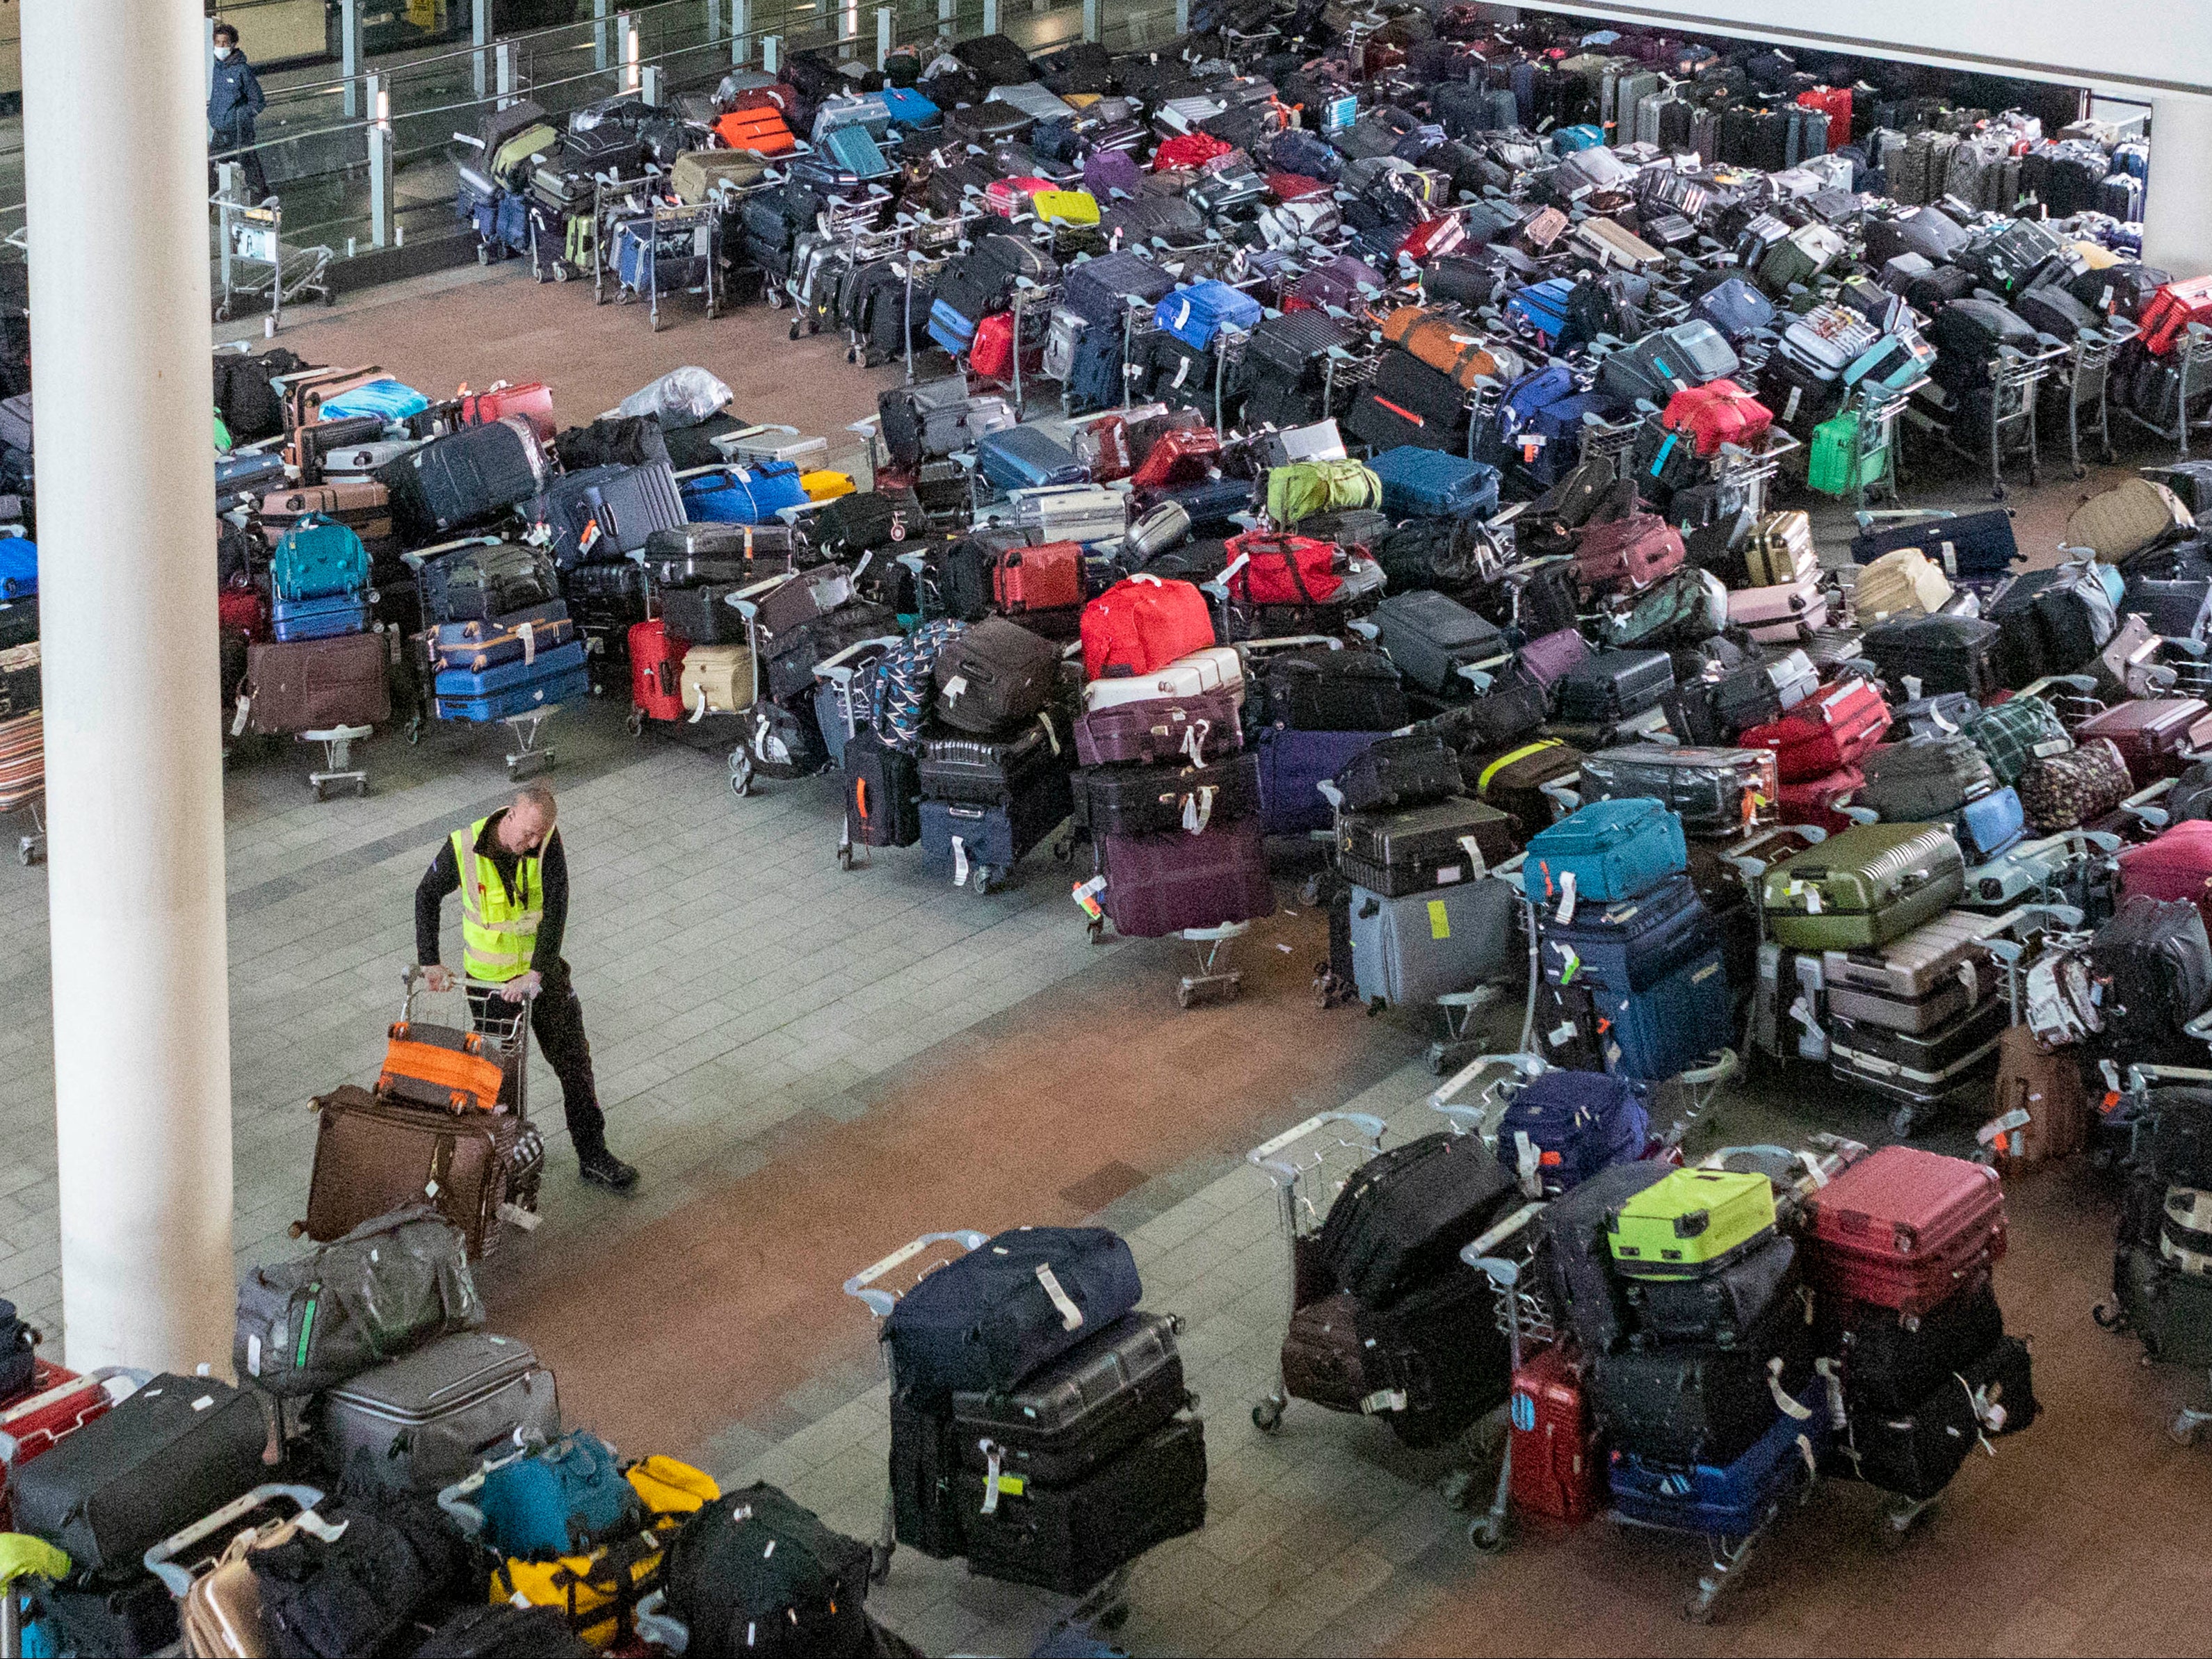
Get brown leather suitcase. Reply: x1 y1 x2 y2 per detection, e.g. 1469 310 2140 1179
242 634 391 735
1985 1024 2085 1172
298 1085 540 1258
1279 1292 1381 1414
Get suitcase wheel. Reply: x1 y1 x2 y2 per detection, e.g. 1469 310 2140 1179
628 704 646 738
1252 1394 1285 1432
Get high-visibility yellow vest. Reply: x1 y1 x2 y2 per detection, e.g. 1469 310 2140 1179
454 816 544 983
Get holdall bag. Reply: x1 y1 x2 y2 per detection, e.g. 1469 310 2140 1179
1314 1132 1519 1309
882 1228 1142 1411
1853 547 1953 624
1607 1374 1830 1537
1656 379 1773 461
1522 797 1688 908
2094 895 2212 1058
1265 458 1382 529
1741 677 1891 782
471 1430 640 1560
1846 1333 2036 1500
1081 574 1215 681
1963 695 2069 786
2017 736 2132 833
1423 665 1547 754
234 1207 482 1399
1223 532 1346 607
2065 477 2194 562
271 515 371 603
1330 732 1460 814
1576 745 1777 839
1761 822 1966 950
662 1484 872 1659
1249 645 1406 733
1491 1070 1650 1197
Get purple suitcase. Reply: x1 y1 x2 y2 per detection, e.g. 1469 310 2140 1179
1097 819 1275 937
1253 727 1382 834
1074 686 1243 767
1519 626 1590 690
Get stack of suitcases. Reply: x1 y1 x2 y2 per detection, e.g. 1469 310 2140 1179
424 537 590 724
243 512 392 743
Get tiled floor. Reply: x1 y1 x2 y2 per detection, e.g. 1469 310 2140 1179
7 266 2206 1655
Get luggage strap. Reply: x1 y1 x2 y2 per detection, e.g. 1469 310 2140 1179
1478 740 1559 792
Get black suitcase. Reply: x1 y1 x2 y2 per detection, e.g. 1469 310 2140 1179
1330 731 1462 812
890 1392 967 1558
1821 1272 2001 1414
930 617 1059 736
1859 614 2003 699
952 1312 1189 1487
1314 1131 1519 1309
1845 1335 2036 1500
1070 750 1261 836
1372 590 1507 698
1250 645 1407 733
1337 796 1519 896
955 1416 1206 1595
1346 351 1467 453
1622 1233 1800 1350
1553 649 1674 722
1243 310 1351 390
846 727 923 848
646 519 798 578
918 716 1069 805
1591 1295 1818 1467
658 583 745 645
7 1374 268 1571
41 1574 179 1659
1424 666 1548 753
381 418 547 541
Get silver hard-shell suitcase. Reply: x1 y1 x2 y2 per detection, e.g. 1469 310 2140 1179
308 1331 559 1491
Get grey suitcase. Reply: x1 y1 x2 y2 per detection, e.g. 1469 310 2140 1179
307 1330 560 1492
1371 590 1506 697
1348 877 1519 1007
1821 909 2009 1033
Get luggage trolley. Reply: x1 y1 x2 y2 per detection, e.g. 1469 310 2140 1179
400 548 569 781
608 200 722 332
390 965 545 1253
1245 1108 1390 1436
2051 320 2129 477
1457 1200 1553 1553
211 189 333 327
1907 338 2067 500
838 1230 1137 1641
722 566 852 799
2117 321 2212 460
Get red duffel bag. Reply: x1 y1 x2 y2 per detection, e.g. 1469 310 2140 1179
1081 574 1217 681
1222 531 1343 606
1659 378 1771 458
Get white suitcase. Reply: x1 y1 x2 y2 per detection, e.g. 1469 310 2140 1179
1013 483 1129 544
1727 577 1827 642
1083 646 1243 711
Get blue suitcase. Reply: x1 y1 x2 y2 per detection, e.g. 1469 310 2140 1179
457 165 499 241
215 451 287 501
919 761 1072 884
0 535 35 599
927 296 980 357
1061 250 1177 326
1582 942 1732 1080
271 517 371 602
1505 282 1574 342
678 461 807 525
1946 783 2025 864
1523 797 1688 907
821 123 894 178
492 191 531 257
317 377 431 425
975 426 1086 494
1608 1378 1832 1535
1252 727 1380 835
1491 1069 1649 1193
430 601 576 673
433 637 589 700
1536 871 1718 994
436 663 592 723
1691 275 1777 343
875 86 941 129
1367 447 1501 519
1552 123 1605 152
271 590 373 642
1152 280 1262 350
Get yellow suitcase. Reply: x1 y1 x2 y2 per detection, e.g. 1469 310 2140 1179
801 469 857 501
1031 189 1101 225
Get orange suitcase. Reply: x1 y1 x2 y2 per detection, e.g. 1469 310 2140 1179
376 1019 507 1114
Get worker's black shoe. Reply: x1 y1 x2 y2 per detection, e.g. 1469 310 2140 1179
580 1149 639 1191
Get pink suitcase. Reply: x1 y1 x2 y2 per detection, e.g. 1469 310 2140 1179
1074 686 1243 766
1727 577 1828 643
1801 1144 2007 1318
1097 818 1274 937
2119 819 2212 928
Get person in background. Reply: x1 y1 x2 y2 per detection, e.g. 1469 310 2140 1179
207 22 271 205
417 782 640 1192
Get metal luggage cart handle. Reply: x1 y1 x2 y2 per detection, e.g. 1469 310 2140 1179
1245 1110 1387 1188
143 1484 339 1595
1428 1052 1547 1124
842 1230 990 1320
0 1366 150 1466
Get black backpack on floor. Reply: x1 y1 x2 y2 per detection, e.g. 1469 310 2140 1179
663 1485 873 1659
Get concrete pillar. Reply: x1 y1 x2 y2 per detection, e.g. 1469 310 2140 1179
2144 95 2212 280
21 0 234 1375
594 0 611 72
762 33 781 72
1174 0 1190 35
708 0 724 42
472 0 492 100
1083 0 1098 40
641 64 663 106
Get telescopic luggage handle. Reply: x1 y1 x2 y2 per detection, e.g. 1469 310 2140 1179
843 1230 990 1319
143 1484 341 1595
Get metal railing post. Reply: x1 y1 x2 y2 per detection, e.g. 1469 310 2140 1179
366 73 392 248
762 33 781 72
1083 0 1098 39
495 40 519 106
594 0 611 71
620 12 641 92
641 63 663 104
339 0 364 120
982 0 998 33
707 0 723 41
1175 0 1189 31
215 161 238 300
876 5 894 67
731 0 750 63
940 0 953 24
471 0 491 99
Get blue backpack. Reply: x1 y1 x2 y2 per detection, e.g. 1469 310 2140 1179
0 531 35 599
471 1431 640 1557
1493 1070 1650 1194
271 515 370 603
677 461 807 526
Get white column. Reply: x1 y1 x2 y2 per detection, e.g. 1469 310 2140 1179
2144 94 2212 280
22 0 234 1375
472 0 492 100
339 0 364 120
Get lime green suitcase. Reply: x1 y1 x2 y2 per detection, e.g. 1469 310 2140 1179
1606 1169 1777 1279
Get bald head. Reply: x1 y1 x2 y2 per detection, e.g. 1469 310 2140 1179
497 783 558 855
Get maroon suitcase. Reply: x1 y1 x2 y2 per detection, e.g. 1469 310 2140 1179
1800 1145 2007 1319
1073 686 1243 767
1097 818 1274 937
2075 698 2212 786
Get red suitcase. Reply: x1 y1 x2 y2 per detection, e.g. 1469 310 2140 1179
0 1362 118 1529
1659 380 1772 458
1777 765 1865 835
1396 214 1467 263
994 541 1085 614
1266 171 1332 202
2075 698 2212 786
1096 818 1274 938
1741 679 1891 784
629 619 688 725
2119 819 2212 927
1572 515 1684 597
1794 86 1852 149
2141 275 2212 357
1800 1145 2007 1318
1508 1346 1600 1524
459 380 557 444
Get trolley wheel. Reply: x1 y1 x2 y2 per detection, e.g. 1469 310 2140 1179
1313 968 1338 1010
1684 1590 1719 1626
1177 984 1195 1010
2092 1299 2126 1331
1467 1516 1507 1554
1889 1104 1917 1140
311 780 329 803
17 837 38 866
766 290 786 309
1050 836 1073 864
652 315 665 334
846 347 859 364
2072 463 2087 480
2170 1411 2204 1446
1299 873 1324 907
971 867 998 896
477 245 490 266
729 750 754 798
1991 483 2007 501
405 715 423 746
868 1544 892 1587
627 704 645 738
790 321 803 341
1088 917 1106 946
553 265 570 283
321 287 335 307
1252 1399 1284 1433
615 289 633 305
534 269 550 284
354 778 369 799
214 300 233 323
838 845 855 871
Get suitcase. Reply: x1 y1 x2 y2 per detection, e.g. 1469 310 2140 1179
1607 1167 1777 1279
658 583 748 647
1535 869 1718 996
931 617 1060 735
1576 745 1777 839
1337 797 1516 896
919 765 1073 885
1314 1131 1519 1309
1250 727 1380 836
1278 1268 1510 1447
1543 939 1733 1081
1761 822 1964 950
955 1416 1205 1596
845 728 923 848
1623 1233 1800 1350
1553 649 1674 724
0 1363 116 1513
2078 699 2212 786
1607 1375 1830 1535
1472 738 1583 834
529 461 686 567
430 603 574 674
919 718 1069 807
6 1375 268 1571
2120 820 2212 928
1366 446 1501 521
1740 677 1891 782
1249 646 1405 734
419 540 560 625
1590 1293 1816 1468
1521 797 1688 907
270 590 374 643
1073 685 1241 767
299 1085 540 1260
1860 615 2003 700
308 1330 559 1494
243 635 391 736
889 1393 965 1559
433 638 590 702
1508 1347 1602 1523
976 426 1087 494
1801 1145 2008 1316
679 643 752 715
1574 515 1686 598
1069 751 1259 838
1329 732 1461 814
1371 590 1507 698
1349 877 1521 1007
382 417 549 540
1095 817 1272 937
628 620 686 725
951 1312 1186 1487
1540 1160 1677 1357
1857 735 1999 820
1821 909 2005 1033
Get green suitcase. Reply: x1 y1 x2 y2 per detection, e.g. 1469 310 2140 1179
1759 822 1964 950
1606 1168 1777 1279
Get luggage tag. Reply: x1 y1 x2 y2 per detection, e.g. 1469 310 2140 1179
1071 873 1106 921
232 691 253 738
1550 941 1581 985
1513 1129 1542 1197
950 834 970 887
1554 870 1576 924
1977 1106 2032 1150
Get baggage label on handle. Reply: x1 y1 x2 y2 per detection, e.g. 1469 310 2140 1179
1034 1263 1084 1332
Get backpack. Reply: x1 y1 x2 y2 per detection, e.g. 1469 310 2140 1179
2094 896 2212 1058
662 1485 873 1659
866 618 966 751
